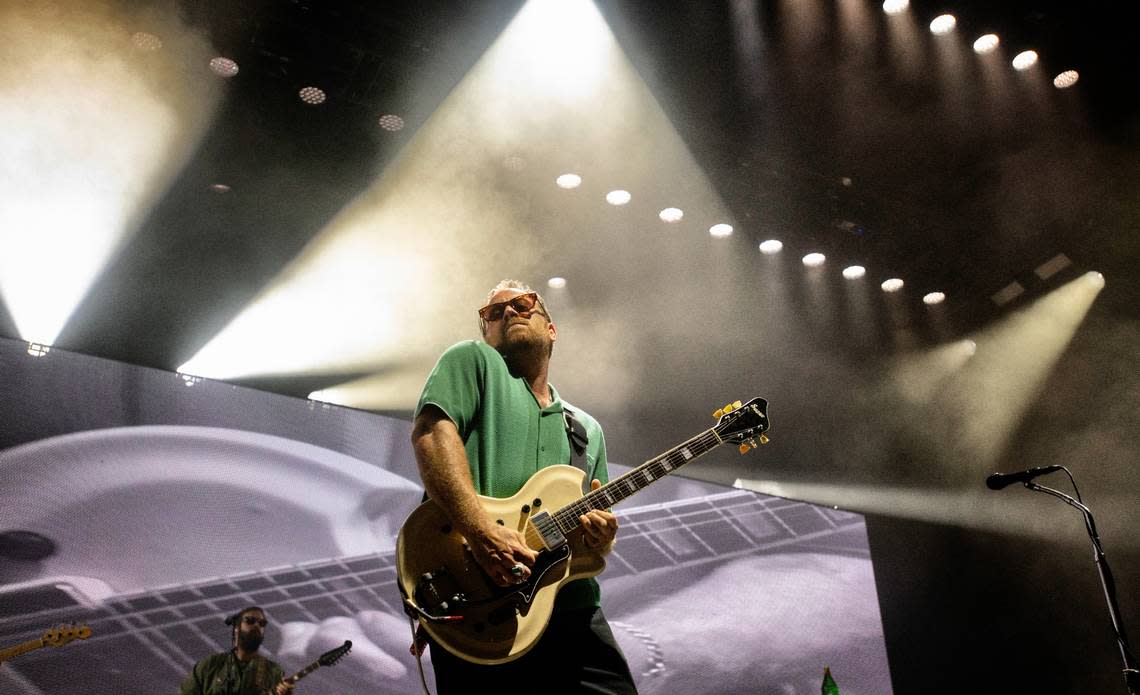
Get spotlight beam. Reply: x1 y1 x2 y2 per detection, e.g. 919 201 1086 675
0 0 222 346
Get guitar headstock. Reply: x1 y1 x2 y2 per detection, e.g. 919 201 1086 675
317 640 352 667
41 624 92 647
712 397 770 452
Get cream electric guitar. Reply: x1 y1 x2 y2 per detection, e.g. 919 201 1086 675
397 397 770 664
0 623 92 663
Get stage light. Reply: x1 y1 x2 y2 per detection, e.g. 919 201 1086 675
929 14 956 35
547 277 567 289
1012 50 1038 71
502 155 526 171
843 265 866 279
132 32 162 51
210 183 231 193
378 114 405 131
973 34 999 54
992 281 1025 306
882 0 909 15
881 278 905 292
759 239 783 255
299 86 326 104
802 252 825 267
923 291 946 305
180 0 737 393
709 223 733 238
209 57 239 77
606 189 631 205
1085 271 1104 288
26 343 50 357
1 1 221 346
556 173 582 189
1053 70 1079 89
659 207 683 223
1034 253 1071 280
962 339 977 356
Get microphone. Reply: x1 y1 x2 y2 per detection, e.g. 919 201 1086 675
986 465 1063 490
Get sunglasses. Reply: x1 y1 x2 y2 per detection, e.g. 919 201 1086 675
478 292 546 323
240 616 268 627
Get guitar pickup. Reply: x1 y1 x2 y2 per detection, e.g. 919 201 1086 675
528 511 566 550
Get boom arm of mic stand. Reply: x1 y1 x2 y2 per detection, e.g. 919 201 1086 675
1024 481 1140 694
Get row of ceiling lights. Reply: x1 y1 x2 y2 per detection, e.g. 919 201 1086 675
881 1 1080 89
551 174 947 306
130 34 407 130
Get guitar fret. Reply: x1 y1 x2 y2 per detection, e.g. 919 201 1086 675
552 428 731 533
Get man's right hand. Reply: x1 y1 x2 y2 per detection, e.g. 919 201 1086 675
467 523 537 587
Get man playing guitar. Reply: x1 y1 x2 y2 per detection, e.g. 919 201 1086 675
410 279 637 693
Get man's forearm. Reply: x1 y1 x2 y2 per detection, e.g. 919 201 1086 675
411 415 489 538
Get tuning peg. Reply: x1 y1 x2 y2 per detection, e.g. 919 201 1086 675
738 443 751 454
713 408 724 418
759 434 770 445
723 402 735 413
733 400 742 409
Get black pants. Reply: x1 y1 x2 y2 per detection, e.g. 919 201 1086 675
429 607 638 694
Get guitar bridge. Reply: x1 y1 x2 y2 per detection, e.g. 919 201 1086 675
411 569 469 623
529 510 566 550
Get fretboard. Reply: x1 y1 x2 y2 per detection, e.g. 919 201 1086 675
551 427 723 533
0 638 43 662
285 660 320 684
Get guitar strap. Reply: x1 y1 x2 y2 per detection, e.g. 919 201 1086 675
562 406 592 491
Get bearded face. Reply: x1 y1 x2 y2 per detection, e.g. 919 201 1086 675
481 289 556 362
234 611 267 653
237 626 264 652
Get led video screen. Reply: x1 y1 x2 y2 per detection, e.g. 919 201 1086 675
0 337 891 694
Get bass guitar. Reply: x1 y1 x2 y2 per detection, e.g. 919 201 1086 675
397 397 770 664
0 623 92 663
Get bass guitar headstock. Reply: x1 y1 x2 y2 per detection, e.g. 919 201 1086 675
42 624 92 647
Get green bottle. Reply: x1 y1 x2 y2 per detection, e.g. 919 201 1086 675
821 666 839 695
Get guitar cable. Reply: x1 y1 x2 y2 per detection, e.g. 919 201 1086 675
406 614 434 695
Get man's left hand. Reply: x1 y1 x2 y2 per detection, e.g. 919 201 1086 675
579 479 618 553
273 681 295 695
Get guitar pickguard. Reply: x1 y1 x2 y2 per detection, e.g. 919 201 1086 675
412 544 572 621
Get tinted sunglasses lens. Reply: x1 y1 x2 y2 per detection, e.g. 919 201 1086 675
479 303 505 322
509 294 537 314
480 294 538 322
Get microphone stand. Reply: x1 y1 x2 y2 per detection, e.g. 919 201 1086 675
1024 481 1140 694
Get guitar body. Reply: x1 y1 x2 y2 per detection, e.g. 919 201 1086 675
396 465 604 664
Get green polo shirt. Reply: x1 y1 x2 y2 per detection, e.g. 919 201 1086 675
415 340 609 611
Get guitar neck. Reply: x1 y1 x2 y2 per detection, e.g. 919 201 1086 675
0 638 44 663
551 426 723 532
284 659 321 685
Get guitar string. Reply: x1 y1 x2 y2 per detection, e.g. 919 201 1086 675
552 428 725 532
